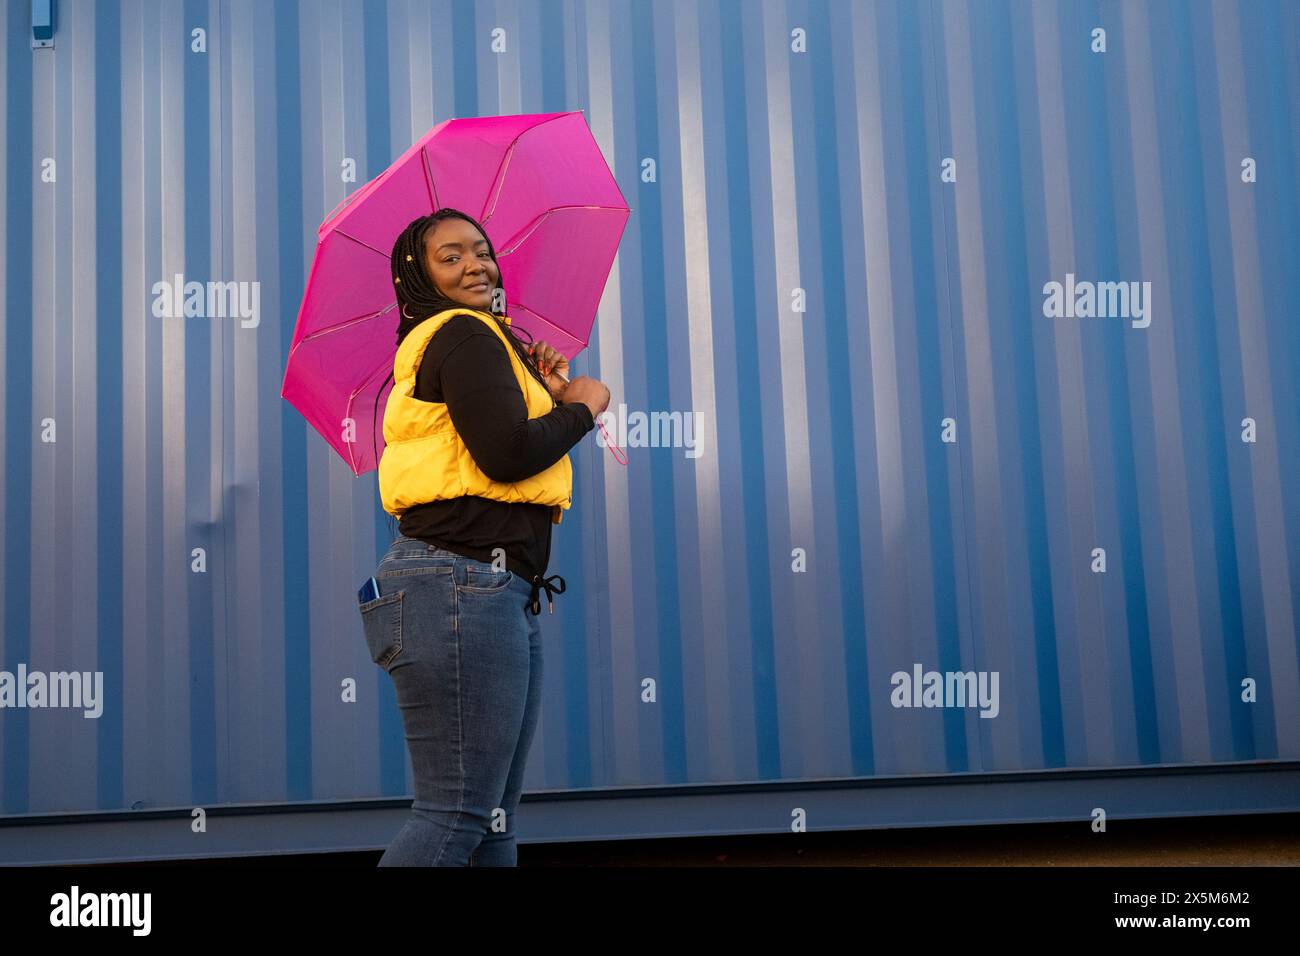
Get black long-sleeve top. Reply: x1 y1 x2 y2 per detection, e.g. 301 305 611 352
397 313 595 591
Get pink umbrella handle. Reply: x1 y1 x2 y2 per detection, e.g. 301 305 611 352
596 418 628 465
553 367 626 465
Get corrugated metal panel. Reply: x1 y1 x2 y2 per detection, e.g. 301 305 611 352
1 0 1297 853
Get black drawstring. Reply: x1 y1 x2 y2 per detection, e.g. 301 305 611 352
528 572 566 615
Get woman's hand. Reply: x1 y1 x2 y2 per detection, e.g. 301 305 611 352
527 341 570 400
561 375 611 420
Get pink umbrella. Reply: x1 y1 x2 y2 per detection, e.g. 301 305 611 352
281 110 629 475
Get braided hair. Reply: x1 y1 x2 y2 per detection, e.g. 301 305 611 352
372 209 553 492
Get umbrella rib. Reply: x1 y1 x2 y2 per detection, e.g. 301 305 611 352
479 111 575 225
298 302 397 344
341 357 397 473
332 229 392 260
348 354 396 403
422 148 439 211
509 304 589 351
497 204 627 255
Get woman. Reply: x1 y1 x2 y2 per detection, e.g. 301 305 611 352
359 209 610 866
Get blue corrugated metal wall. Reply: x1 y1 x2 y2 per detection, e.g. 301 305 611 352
2 0 1297 851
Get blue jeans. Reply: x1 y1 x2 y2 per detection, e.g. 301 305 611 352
359 534 543 866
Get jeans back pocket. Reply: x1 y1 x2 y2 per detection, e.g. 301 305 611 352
459 565 514 593
359 590 405 670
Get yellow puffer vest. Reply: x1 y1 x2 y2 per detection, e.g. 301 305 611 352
379 308 573 524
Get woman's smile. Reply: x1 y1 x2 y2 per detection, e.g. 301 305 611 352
424 217 500 308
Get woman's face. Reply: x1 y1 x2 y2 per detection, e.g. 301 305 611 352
423 218 500 310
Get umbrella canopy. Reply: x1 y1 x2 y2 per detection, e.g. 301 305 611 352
281 110 629 475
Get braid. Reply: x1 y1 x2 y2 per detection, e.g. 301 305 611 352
391 216 445 321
